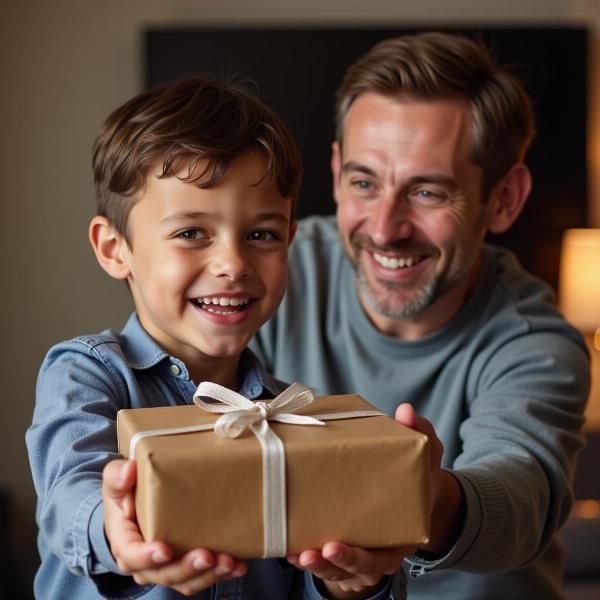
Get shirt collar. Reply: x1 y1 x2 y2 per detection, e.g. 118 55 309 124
119 312 286 399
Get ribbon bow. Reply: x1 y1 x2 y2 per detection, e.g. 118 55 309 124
192 382 322 557
193 381 324 438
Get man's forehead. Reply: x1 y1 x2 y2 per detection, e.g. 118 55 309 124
342 93 474 156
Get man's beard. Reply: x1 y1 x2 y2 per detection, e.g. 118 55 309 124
356 268 438 319
347 232 474 320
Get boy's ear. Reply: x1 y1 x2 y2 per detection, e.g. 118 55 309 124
288 220 297 246
88 216 131 280
485 163 532 234
331 141 342 205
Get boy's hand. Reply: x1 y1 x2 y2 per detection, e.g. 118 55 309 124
288 542 413 598
102 459 247 595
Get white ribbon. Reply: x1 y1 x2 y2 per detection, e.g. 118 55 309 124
128 382 383 558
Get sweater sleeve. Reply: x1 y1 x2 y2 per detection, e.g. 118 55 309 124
407 330 589 574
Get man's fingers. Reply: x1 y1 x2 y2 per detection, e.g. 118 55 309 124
297 549 351 582
395 403 418 429
395 404 443 465
322 542 413 579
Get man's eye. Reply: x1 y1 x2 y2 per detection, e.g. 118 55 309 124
351 180 373 191
177 229 206 240
248 230 279 241
412 188 447 204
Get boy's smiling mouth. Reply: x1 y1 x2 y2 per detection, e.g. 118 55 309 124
191 296 251 315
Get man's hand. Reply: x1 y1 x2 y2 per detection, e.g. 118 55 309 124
102 459 247 596
288 541 414 599
395 403 465 556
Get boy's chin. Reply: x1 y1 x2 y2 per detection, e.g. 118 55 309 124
198 337 252 360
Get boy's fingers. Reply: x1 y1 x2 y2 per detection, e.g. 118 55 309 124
102 459 137 498
131 551 246 593
113 539 172 574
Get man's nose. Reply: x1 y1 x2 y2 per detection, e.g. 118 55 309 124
368 197 414 247
208 242 252 281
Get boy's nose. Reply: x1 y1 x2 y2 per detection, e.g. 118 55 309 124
208 245 252 281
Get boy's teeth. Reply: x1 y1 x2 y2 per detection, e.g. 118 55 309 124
373 253 418 269
201 296 249 307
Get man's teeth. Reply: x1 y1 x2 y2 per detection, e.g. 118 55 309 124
373 253 419 269
196 296 250 314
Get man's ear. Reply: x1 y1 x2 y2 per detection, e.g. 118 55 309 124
485 163 532 234
88 216 131 280
331 141 342 205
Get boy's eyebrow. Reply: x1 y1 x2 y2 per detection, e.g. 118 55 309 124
252 211 290 224
161 211 210 225
161 211 290 225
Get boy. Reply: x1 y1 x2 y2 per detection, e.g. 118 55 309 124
26 78 406 599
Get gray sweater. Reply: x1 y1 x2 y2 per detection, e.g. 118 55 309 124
252 215 590 599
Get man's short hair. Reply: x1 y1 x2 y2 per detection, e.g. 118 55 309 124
335 32 535 197
93 76 302 241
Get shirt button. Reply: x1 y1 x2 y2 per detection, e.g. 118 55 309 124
170 364 181 376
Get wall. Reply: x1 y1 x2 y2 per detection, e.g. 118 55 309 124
1 0 596 590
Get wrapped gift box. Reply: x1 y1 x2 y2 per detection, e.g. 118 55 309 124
117 393 431 558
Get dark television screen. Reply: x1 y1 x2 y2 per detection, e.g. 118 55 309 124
146 27 587 288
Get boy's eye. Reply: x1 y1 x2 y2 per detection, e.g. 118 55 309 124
177 229 207 240
247 229 279 242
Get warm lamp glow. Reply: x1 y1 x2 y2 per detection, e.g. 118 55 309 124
559 229 600 332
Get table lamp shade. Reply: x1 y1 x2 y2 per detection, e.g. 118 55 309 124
559 229 600 332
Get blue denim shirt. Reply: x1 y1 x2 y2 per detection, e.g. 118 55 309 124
26 314 399 600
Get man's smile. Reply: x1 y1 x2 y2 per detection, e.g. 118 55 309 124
371 252 425 269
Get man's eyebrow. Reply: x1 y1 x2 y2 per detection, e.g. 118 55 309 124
405 175 460 190
341 161 378 177
341 163 460 190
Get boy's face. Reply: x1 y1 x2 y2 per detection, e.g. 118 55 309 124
118 151 294 367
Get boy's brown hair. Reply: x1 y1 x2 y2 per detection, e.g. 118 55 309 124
93 77 302 241
335 32 535 198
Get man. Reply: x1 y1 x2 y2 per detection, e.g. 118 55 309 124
252 32 590 599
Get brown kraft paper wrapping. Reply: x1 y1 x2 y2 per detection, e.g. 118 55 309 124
117 393 431 558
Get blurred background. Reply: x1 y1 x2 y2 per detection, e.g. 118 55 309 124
2 1 599 597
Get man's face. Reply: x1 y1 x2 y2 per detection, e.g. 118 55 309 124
333 93 491 337
119 151 294 371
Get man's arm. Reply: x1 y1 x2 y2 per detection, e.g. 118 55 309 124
291 404 451 600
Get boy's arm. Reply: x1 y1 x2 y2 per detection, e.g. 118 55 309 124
26 340 247 597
